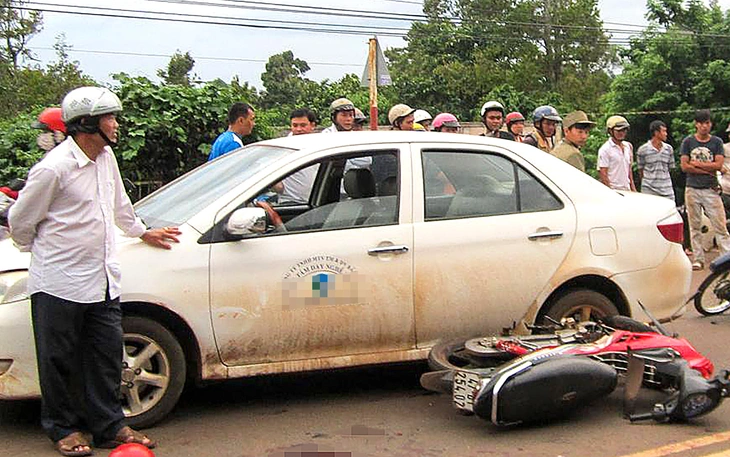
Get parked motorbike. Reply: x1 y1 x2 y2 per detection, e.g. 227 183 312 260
694 251 730 316
420 315 730 427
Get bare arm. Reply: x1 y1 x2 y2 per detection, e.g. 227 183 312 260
681 155 713 175
599 167 610 187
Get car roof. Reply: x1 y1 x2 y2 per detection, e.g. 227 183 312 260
258 130 506 152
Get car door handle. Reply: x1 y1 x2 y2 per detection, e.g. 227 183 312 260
528 231 564 241
368 245 410 256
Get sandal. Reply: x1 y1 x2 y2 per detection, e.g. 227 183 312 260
97 426 157 449
55 431 93 457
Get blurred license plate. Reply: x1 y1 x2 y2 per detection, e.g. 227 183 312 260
452 370 482 412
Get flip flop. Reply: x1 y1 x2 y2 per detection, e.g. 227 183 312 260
55 431 93 457
97 426 157 449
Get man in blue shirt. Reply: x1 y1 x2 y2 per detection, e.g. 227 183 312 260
208 102 255 161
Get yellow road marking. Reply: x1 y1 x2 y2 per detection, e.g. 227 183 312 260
616 431 730 457
700 451 730 457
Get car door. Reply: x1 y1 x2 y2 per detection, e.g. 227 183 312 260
412 145 577 347
208 146 415 366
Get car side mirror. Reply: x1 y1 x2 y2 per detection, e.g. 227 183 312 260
226 208 267 236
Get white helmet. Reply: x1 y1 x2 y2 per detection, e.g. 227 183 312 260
480 100 505 117
413 109 432 124
62 86 122 124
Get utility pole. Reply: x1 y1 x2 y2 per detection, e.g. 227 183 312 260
368 37 379 131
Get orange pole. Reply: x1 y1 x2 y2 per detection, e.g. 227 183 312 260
368 37 378 131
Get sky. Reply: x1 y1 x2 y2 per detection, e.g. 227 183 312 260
20 0 730 90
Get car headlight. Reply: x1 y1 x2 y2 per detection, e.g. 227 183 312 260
0 270 29 304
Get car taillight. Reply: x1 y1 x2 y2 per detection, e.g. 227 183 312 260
657 213 684 245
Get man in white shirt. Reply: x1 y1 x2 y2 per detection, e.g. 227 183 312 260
280 108 319 204
9 87 179 456
598 115 636 191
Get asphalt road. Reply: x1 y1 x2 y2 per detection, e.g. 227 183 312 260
3 266 730 457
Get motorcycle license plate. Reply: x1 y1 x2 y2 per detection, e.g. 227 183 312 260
452 370 482 412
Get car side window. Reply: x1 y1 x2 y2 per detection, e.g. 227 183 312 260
422 150 561 221
245 150 400 237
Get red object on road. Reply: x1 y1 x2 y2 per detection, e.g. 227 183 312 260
108 443 155 457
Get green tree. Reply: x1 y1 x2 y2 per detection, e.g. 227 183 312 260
112 74 267 185
260 50 311 110
605 0 730 144
0 0 41 70
386 0 613 119
157 50 195 86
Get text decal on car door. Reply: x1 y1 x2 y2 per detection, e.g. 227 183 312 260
281 255 364 308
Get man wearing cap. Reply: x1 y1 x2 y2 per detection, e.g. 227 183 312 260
551 111 595 172
598 115 636 191
681 109 730 270
636 120 675 201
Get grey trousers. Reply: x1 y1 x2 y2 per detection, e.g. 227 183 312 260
31 291 125 444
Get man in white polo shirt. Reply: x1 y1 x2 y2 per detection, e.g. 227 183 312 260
598 115 636 191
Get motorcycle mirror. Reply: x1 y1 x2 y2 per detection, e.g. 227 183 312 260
637 300 673 337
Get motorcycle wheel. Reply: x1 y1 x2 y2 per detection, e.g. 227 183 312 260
428 339 512 371
694 268 730 316
540 289 618 324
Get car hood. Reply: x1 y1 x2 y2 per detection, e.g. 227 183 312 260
0 238 30 272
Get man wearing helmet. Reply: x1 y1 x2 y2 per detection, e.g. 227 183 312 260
505 112 525 142
480 101 515 140
413 109 432 131
388 103 416 131
33 107 67 152
323 97 356 133
9 87 179 455
598 115 636 191
680 109 730 270
551 111 595 172
524 105 562 152
353 108 368 131
432 113 461 133
207 102 256 161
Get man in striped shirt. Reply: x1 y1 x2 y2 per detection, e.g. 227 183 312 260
637 120 676 201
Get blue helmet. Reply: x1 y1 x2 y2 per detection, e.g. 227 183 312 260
532 105 562 123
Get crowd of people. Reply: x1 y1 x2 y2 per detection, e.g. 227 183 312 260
4 85 730 456
204 97 730 272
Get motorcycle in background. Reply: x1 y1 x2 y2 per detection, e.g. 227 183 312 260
694 251 730 316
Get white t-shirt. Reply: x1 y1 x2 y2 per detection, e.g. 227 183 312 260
720 143 730 194
598 139 633 191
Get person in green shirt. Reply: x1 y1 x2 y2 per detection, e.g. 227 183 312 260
551 110 596 172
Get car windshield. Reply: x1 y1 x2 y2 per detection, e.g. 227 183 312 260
135 144 294 227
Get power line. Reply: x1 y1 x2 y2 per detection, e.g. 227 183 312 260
34 45 363 67
23 1 730 44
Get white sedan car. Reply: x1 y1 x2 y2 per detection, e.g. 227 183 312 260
0 131 691 426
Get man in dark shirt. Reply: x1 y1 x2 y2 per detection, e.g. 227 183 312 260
680 109 730 270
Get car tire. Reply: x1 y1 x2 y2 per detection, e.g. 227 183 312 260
121 316 186 429
541 289 619 324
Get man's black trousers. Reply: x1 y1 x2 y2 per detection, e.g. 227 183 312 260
31 292 126 443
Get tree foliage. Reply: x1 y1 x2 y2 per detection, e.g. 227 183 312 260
112 73 266 184
0 0 41 70
157 50 196 86
386 0 613 121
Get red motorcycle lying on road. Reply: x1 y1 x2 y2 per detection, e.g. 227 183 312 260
420 310 730 427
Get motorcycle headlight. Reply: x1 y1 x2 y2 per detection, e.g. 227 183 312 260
0 270 29 304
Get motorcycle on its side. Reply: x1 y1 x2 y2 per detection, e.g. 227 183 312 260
694 251 730 316
420 314 730 427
